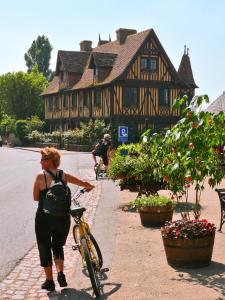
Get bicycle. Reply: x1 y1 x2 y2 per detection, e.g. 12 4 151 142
94 157 108 180
70 189 108 298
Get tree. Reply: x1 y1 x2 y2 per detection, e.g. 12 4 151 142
24 35 53 78
0 67 48 119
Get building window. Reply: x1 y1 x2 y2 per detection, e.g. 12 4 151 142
63 94 68 110
48 97 53 112
55 96 60 111
149 58 157 72
83 92 89 107
159 89 170 107
141 58 148 70
123 87 138 107
71 94 77 110
141 57 158 72
94 67 98 78
94 89 101 107
60 71 67 82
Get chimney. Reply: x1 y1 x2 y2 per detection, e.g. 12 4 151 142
80 40 92 52
116 28 137 44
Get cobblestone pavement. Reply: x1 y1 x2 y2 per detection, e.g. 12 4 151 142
0 168 101 300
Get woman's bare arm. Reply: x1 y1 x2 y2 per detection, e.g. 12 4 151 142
33 174 41 201
65 173 94 191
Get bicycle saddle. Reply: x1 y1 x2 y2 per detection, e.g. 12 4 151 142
70 206 86 218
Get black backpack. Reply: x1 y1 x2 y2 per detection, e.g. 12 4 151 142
42 170 71 217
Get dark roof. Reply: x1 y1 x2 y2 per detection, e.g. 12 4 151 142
41 76 59 96
56 51 90 74
43 28 197 94
73 29 151 89
178 53 198 88
89 52 117 68
206 91 225 114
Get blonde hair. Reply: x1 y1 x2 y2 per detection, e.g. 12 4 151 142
40 147 61 168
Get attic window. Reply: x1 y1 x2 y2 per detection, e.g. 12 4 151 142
94 67 99 79
60 71 66 82
141 57 158 72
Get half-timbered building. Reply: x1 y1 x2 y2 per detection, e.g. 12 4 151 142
42 28 197 140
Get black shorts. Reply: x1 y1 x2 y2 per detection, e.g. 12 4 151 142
92 150 108 166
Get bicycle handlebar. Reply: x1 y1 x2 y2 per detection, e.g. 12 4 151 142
71 188 86 206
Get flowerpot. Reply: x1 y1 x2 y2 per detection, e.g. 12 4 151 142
139 205 173 227
162 232 215 268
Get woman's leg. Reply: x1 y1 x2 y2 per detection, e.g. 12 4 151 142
35 213 55 290
44 266 53 280
52 216 70 286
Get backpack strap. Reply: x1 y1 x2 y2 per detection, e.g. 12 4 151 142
45 169 57 181
43 171 48 189
46 169 65 184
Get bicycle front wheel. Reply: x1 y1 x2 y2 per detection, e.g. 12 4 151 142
73 225 103 269
81 238 101 298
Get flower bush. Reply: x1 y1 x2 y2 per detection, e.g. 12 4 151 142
143 95 225 219
161 219 216 239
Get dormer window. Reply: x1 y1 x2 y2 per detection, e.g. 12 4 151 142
60 71 66 82
94 66 98 80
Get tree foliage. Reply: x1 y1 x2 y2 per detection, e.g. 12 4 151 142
24 35 53 78
0 67 48 119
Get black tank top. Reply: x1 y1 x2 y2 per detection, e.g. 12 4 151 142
36 172 49 214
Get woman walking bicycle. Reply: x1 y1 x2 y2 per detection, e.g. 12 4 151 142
33 147 94 291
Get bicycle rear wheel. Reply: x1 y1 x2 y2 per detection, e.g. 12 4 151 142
81 238 101 298
73 225 103 268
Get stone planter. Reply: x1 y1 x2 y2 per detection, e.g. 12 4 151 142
139 204 173 227
162 232 215 268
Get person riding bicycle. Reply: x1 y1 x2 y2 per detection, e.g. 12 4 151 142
33 147 94 291
92 133 111 172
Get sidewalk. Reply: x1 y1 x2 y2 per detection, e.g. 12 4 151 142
0 170 224 299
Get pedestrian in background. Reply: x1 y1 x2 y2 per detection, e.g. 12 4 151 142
33 147 94 291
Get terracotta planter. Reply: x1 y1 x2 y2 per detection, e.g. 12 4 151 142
162 232 215 268
139 204 173 227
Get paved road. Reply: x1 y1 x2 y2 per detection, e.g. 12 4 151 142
0 147 95 281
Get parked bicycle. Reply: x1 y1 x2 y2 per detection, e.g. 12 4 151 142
70 189 108 297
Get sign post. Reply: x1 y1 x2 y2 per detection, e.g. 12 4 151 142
118 126 128 143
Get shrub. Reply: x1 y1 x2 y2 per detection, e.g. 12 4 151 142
15 120 29 143
129 195 176 209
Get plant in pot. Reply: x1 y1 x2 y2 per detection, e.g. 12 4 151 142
108 144 142 192
129 195 176 227
157 95 225 268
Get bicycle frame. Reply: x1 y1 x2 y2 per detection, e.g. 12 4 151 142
70 190 108 297
71 191 100 269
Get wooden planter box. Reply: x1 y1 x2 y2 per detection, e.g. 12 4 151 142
162 232 215 268
139 204 173 227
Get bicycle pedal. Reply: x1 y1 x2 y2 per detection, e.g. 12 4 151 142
100 267 109 273
72 244 80 251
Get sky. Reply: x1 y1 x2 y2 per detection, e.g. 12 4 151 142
0 0 225 107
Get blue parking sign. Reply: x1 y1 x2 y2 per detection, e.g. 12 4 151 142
118 126 128 142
